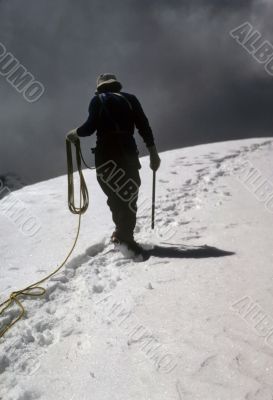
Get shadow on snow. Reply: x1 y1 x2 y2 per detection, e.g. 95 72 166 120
143 244 235 260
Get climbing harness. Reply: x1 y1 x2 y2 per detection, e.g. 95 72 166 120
0 139 93 339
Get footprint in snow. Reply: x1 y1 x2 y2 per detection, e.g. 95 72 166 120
162 204 176 212
18 357 42 377
85 242 106 257
92 284 104 294
159 179 168 183
0 354 10 374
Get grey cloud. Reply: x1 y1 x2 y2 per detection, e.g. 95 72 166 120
0 0 272 183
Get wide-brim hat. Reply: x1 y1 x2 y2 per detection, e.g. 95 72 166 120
96 73 121 89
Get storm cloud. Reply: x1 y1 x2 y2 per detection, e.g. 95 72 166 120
0 0 273 183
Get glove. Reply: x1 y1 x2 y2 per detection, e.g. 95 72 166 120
148 145 161 171
66 129 79 144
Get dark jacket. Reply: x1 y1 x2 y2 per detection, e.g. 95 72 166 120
77 92 155 153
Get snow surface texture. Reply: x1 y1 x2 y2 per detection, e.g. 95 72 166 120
1 138 273 400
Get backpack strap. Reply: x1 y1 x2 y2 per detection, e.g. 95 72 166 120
112 92 133 111
98 93 120 131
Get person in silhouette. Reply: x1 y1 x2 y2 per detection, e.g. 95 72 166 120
67 74 160 254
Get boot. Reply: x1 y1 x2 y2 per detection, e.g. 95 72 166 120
111 231 143 255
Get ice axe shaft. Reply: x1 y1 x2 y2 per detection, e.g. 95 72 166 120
151 170 156 230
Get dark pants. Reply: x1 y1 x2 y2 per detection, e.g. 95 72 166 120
95 148 141 241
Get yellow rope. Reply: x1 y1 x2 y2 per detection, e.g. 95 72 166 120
0 138 90 339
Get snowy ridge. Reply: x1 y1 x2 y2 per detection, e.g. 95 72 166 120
0 173 27 194
1 138 273 400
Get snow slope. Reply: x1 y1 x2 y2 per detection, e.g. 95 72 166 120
1 138 273 400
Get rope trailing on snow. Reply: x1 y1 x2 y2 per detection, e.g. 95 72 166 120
0 138 92 339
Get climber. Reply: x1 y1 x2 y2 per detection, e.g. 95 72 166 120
66 73 161 254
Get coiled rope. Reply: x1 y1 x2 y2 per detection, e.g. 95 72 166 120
0 138 93 339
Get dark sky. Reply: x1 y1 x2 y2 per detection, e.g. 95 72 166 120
0 0 273 184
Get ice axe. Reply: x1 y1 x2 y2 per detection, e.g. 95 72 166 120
151 170 156 230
